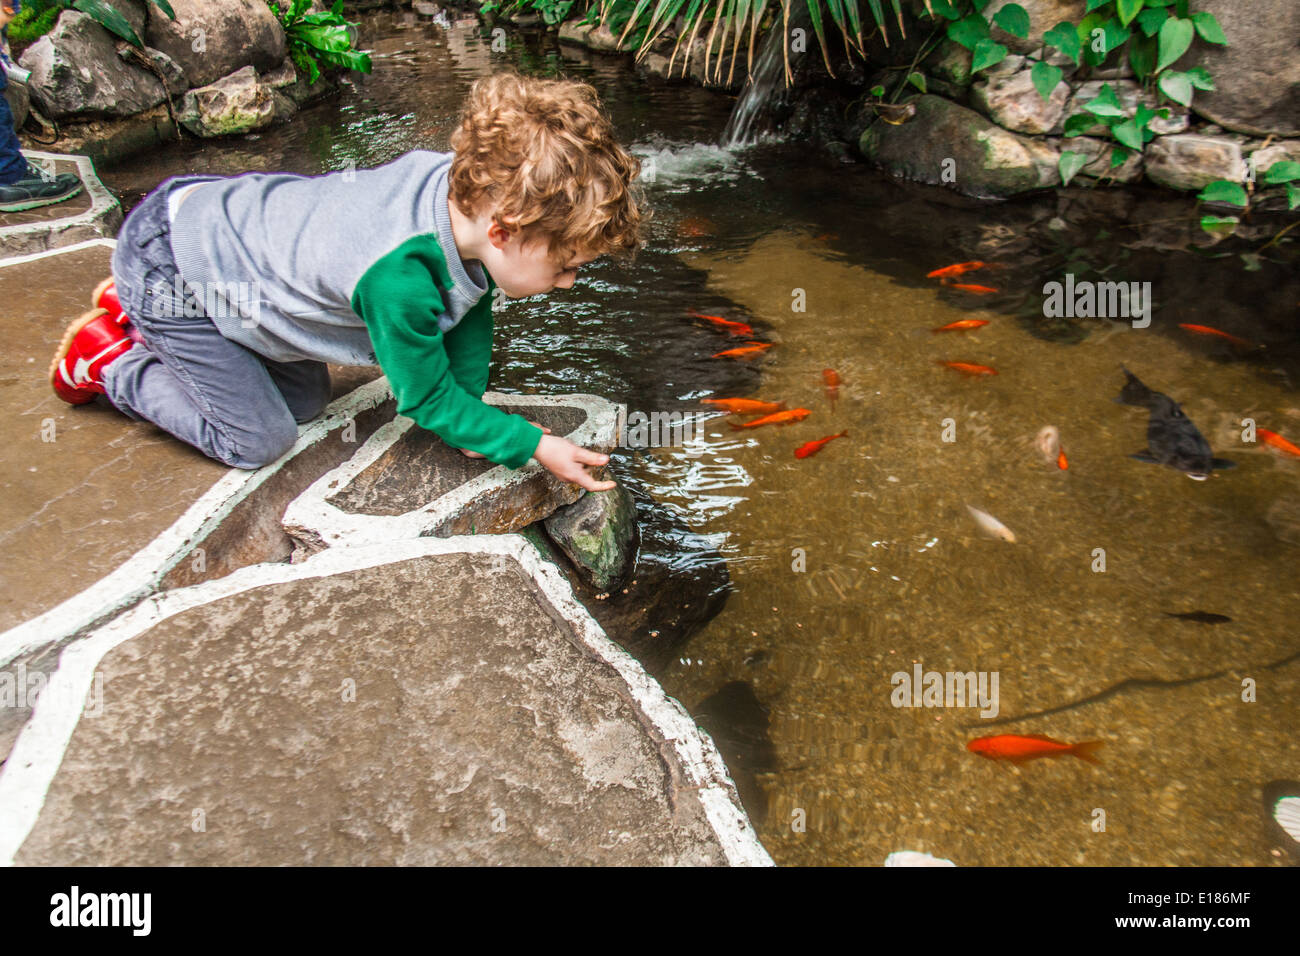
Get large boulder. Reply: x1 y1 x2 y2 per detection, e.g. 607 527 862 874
1182 0 1300 136
859 94 1059 198
18 11 167 119
543 485 640 593
2 77 29 131
144 0 287 89
178 66 274 138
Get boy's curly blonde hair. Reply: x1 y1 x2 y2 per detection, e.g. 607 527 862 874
450 71 645 265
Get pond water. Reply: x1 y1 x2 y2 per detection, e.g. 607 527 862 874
99 9 1299 866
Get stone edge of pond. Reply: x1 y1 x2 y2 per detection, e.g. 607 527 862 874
0 152 122 258
282 389 621 553
0 535 775 867
0 364 397 671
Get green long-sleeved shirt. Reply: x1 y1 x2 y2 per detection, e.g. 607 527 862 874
352 234 543 469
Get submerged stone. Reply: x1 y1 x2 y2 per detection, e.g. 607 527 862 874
543 484 640 593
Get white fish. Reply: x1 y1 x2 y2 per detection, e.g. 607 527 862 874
1035 425 1060 465
884 850 956 867
966 505 1016 543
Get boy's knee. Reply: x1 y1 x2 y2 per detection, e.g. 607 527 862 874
218 419 300 470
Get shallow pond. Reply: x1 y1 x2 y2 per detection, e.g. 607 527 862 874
99 9 1299 866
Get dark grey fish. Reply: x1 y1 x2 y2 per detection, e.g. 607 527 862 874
1115 367 1235 480
1164 611 1232 624
693 681 777 824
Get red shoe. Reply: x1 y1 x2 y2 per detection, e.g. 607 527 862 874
91 276 122 318
49 308 134 405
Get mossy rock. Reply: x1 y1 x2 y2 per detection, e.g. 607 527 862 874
543 486 640 593
858 94 1060 199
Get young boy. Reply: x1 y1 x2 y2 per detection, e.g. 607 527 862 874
49 71 643 492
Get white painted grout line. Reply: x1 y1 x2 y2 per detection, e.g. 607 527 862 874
282 389 621 549
0 236 117 268
0 535 773 867
0 376 395 667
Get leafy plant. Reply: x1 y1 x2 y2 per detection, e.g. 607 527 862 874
6 0 176 48
1194 160 1300 238
269 0 372 84
1047 0 1225 175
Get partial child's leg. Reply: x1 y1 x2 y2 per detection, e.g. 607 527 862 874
264 359 332 424
100 184 304 470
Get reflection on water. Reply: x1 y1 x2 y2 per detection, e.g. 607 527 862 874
97 10 1300 866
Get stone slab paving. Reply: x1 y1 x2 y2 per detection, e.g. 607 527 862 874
0 538 771 865
0 153 122 258
284 391 621 552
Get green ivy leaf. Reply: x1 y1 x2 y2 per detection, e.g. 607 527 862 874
992 2 1030 38
1044 21 1081 64
1116 0 1142 27
907 71 927 93
971 38 1008 73
1063 112 1098 137
1191 11 1226 44
1199 215 1238 238
1287 183 1300 211
1111 146 1133 169
1135 6 1167 36
1184 66 1215 91
928 0 962 20
1158 70 1193 106
947 13 991 50
1112 118 1143 150
1197 180 1249 206
1059 150 1089 186
1157 16 1194 72
1128 34 1157 79
1083 82 1125 118
870 84 885 97
1030 61 1063 102
1262 160 1300 185
1085 0 1110 11
1134 104 1159 142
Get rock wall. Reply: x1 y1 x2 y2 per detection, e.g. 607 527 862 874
854 0 1300 199
15 0 337 161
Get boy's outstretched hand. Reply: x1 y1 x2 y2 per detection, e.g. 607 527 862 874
533 433 616 492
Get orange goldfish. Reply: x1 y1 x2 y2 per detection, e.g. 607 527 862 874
730 408 811 429
795 431 848 459
689 310 753 336
1178 323 1253 348
678 216 715 238
936 360 998 376
822 369 842 409
927 261 986 279
1057 449 1069 470
712 343 774 359
1258 428 1300 457
948 283 999 295
967 734 1103 766
701 398 785 415
932 319 990 333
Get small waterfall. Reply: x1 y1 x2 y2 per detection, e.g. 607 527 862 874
719 5 814 149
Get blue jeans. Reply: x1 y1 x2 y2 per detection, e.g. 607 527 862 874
102 177 333 469
0 11 28 187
